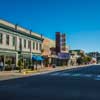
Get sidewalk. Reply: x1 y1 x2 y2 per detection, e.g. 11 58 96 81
0 64 94 81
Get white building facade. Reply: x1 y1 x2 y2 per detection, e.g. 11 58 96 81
0 19 43 70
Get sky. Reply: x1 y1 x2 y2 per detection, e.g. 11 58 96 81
0 0 100 52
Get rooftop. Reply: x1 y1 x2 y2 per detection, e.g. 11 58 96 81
0 19 43 40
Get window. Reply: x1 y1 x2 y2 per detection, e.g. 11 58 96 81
33 41 35 50
6 35 9 45
19 38 22 50
24 39 26 48
28 40 31 49
0 33 3 44
36 42 38 50
12 36 16 46
39 43 42 51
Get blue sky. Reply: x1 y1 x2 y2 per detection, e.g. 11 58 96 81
0 0 100 52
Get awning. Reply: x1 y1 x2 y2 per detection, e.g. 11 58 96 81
32 55 44 61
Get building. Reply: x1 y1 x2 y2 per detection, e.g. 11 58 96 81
56 32 69 54
55 32 70 66
42 37 55 56
42 34 70 67
69 50 86 65
0 19 43 70
42 37 56 67
56 32 61 54
69 50 80 66
87 52 100 63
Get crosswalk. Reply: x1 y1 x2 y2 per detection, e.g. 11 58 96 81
49 72 100 81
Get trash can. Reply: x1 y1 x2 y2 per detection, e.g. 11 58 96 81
52 64 56 68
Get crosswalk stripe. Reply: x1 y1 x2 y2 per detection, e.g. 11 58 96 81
50 73 93 78
94 77 100 80
94 75 100 80
71 74 81 77
96 75 100 78
79 74 93 78
60 73 71 76
50 73 60 76
50 73 100 81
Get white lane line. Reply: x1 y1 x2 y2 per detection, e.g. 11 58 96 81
80 74 93 78
50 73 60 76
94 78 100 80
96 75 100 78
50 72 95 79
60 73 71 76
94 75 100 80
71 74 81 77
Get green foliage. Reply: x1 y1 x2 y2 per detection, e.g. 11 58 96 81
29 59 32 66
5 60 12 70
83 56 92 64
77 57 84 65
7 60 12 66
77 56 92 65
18 59 24 72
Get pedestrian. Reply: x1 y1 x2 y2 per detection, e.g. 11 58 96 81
0 61 1 71
0 61 4 71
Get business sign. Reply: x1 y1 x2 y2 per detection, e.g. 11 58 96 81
58 53 70 59
61 33 66 52
56 32 61 54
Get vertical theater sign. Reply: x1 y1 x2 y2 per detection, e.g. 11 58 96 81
61 33 66 52
56 32 61 54
56 32 70 60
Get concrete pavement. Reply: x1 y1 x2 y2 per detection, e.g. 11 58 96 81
0 64 92 80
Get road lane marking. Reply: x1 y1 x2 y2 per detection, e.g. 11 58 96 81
96 75 100 77
50 73 93 78
94 75 100 80
50 72 100 81
80 74 93 78
94 77 100 80
71 74 81 77
60 73 71 76
50 73 60 76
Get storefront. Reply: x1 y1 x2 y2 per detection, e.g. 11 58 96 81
57 53 70 66
32 55 44 70
48 55 58 67
20 53 32 69
0 51 17 70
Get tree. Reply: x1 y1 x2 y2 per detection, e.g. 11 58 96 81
18 59 24 72
83 56 92 64
77 57 84 65
6 60 12 71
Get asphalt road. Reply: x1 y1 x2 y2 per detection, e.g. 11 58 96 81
0 65 100 100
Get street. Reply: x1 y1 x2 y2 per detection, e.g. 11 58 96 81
0 65 100 100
